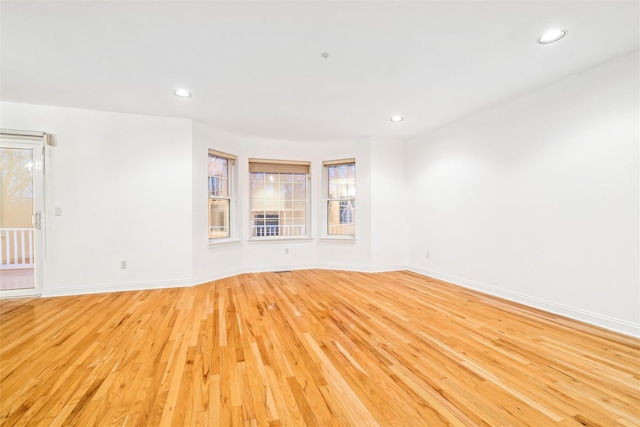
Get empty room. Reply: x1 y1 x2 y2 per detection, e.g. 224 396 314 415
0 1 638 426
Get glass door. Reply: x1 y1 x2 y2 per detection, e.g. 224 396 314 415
0 136 45 297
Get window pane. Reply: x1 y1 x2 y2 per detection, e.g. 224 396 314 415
328 182 338 199
293 201 306 213
346 164 355 180
209 199 230 239
264 182 276 199
208 151 235 241
252 213 279 237
251 198 265 211
293 182 305 200
327 164 355 198
347 180 356 198
266 173 278 183
250 170 308 237
208 156 228 197
326 162 356 236
338 181 348 198
279 182 292 199
328 166 336 180
327 200 355 235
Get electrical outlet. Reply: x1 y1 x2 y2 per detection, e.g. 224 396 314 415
120 260 127 269
284 248 289 255
425 251 430 259
54 207 62 216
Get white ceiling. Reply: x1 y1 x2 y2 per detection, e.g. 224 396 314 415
1 1 638 141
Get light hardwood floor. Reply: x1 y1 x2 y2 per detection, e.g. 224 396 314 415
0 270 638 426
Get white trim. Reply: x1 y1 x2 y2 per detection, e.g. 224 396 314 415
41 277 192 297
369 265 408 273
0 128 45 139
36 265 406 297
315 263 373 272
208 238 242 247
323 160 356 239
242 264 317 274
25 262 639 338
248 172 312 240
247 237 313 243
319 236 357 242
0 134 46 298
408 266 640 338
208 149 236 241
315 264 407 273
192 268 244 285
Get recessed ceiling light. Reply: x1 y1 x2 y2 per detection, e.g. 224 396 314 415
390 115 404 123
173 89 192 98
537 29 567 44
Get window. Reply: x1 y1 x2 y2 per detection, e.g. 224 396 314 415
208 150 235 240
324 159 356 236
249 159 310 238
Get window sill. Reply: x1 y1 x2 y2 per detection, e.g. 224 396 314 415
248 237 313 243
208 238 241 247
320 236 357 241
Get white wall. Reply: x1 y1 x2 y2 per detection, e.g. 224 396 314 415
239 137 318 272
1 102 194 295
314 138 373 271
0 107 381 295
191 121 245 283
407 52 639 335
370 138 408 269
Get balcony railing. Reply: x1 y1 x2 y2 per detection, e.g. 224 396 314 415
209 226 229 239
252 224 306 237
0 228 34 270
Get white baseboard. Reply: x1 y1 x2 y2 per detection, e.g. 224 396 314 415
36 264 404 297
315 263 407 273
35 264 639 338
369 264 408 273
315 263 374 272
242 264 317 274
192 268 244 286
408 266 640 338
41 277 192 297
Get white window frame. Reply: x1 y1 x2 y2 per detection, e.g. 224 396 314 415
208 149 237 244
249 159 311 240
323 158 356 239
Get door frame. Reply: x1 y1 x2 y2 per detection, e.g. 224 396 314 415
0 129 48 297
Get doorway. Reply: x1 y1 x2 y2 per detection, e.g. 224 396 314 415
0 131 46 297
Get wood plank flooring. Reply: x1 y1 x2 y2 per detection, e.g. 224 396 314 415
0 270 639 426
